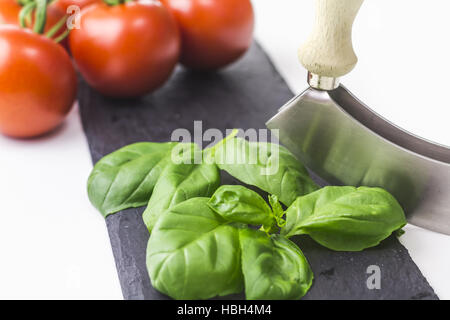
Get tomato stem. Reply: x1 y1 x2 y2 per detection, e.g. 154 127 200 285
53 29 70 43
17 0 33 5
19 0 67 40
104 0 120 5
33 0 48 34
19 2 36 28
45 15 68 38
103 0 132 5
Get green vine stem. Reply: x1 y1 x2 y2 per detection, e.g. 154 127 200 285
104 0 134 5
18 0 71 43
53 29 70 43
17 0 33 5
45 15 67 38
33 0 48 34
19 1 36 28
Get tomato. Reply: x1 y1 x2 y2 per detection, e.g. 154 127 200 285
0 0 68 47
0 26 77 138
69 1 180 98
0 0 20 25
54 0 100 12
160 0 254 70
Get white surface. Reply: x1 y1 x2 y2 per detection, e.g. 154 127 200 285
0 106 122 299
0 0 449 300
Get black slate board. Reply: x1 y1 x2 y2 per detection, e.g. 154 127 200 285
78 43 438 300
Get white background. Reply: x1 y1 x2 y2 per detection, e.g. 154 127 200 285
0 0 449 299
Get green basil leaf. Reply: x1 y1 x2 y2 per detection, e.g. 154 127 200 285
147 197 244 300
208 185 275 228
213 137 318 206
87 142 188 217
269 194 286 227
240 229 313 300
142 149 221 232
282 186 407 251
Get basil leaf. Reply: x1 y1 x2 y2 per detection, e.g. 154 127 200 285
269 194 286 228
282 186 407 251
142 149 221 232
213 137 318 206
208 185 275 228
240 229 313 300
87 142 187 217
147 197 244 300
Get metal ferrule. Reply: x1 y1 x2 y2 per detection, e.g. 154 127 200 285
307 72 340 90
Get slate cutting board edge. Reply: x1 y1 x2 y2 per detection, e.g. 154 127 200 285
78 42 438 300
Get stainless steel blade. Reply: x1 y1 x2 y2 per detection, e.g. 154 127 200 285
267 86 450 235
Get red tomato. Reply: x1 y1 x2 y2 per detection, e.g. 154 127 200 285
69 1 180 98
0 0 20 25
54 0 100 12
0 0 69 48
161 0 254 70
0 26 77 138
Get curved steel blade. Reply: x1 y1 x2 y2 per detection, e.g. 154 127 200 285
267 86 450 235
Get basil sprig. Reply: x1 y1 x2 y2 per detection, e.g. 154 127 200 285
282 186 407 251
87 131 407 300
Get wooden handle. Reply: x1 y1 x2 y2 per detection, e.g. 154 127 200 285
299 0 364 78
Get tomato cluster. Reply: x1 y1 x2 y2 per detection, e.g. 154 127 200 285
0 0 254 138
